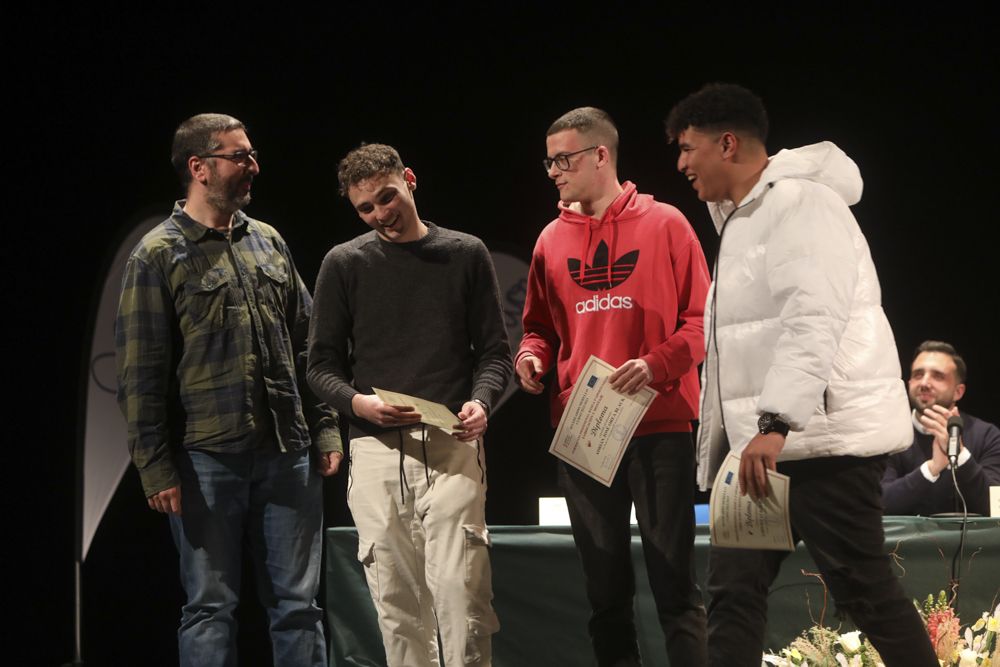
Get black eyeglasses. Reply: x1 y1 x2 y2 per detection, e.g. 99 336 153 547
543 146 598 171
197 149 259 167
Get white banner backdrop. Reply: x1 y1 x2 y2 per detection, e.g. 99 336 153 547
80 215 160 560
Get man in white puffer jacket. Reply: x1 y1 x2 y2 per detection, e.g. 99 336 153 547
666 84 937 667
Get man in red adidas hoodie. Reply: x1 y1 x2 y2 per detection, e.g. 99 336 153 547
516 107 710 667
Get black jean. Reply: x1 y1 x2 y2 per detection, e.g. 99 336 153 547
706 455 938 667
558 432 707 667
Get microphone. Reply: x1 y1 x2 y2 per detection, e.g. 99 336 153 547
947 414 964 460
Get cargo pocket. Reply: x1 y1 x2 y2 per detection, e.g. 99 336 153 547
463 524 500 662
465 616 499 664
357 539 379 600
462 524 491 583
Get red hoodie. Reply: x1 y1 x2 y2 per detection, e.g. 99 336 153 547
517 181 710 434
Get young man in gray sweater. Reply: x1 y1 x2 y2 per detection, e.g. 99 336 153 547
307 143 512 667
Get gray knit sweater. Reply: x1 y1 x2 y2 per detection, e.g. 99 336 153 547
307 223 513 438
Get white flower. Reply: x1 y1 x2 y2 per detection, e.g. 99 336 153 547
839 631 863 654
958 647 979 667
836 654 862 667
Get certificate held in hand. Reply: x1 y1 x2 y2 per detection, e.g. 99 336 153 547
548 355 656 487
709 452 794 551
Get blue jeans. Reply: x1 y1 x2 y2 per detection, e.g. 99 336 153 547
169 446 325 667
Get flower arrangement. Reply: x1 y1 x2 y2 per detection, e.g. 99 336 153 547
761 626 883 666
954 604 999 667
922 591 962 661
761 592 999 667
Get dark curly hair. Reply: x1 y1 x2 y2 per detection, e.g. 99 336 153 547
665 83 768 144
336 143 404 197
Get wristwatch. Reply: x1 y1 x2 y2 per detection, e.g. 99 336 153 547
757 412 790 437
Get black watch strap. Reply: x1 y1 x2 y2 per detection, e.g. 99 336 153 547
758 412 790 437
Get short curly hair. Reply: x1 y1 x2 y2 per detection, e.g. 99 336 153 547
665 83 768 144
336 143 404 196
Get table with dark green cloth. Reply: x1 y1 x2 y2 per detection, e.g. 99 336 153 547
325 517 999 666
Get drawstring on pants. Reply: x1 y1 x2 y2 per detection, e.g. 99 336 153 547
397 430 408 504
420 424 431 487
396 425 432 505
475 439 485 484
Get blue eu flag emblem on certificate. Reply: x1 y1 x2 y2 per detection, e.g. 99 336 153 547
587 375 598 388
724 472 734 485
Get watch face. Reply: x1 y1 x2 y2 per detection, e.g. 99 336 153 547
758 413 788 435
758 414 773 432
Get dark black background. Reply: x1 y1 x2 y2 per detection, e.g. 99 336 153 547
7 4 997 665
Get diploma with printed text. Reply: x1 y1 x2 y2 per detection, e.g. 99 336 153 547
548 355 656 487
709 452 794 551
372 387 461 433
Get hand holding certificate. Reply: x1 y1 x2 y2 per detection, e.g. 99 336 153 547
372 388 461 434
548 356 656 487
709 452 794 551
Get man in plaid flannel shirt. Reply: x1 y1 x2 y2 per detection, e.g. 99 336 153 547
115 113 341 667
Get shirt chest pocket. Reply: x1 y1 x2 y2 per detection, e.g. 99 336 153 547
184 267 236 332
257 261 289 321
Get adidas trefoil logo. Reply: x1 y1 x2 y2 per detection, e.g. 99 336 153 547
567 240 639 291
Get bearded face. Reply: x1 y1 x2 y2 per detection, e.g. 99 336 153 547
908 351 965 411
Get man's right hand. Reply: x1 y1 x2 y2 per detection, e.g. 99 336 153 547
516 355 545 394
148 486 182 515
352 393 422 428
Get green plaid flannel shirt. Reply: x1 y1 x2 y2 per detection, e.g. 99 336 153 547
116 202 341 496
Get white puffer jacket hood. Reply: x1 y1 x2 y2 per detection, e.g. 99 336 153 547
696 142 911 490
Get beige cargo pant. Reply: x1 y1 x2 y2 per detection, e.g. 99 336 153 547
348 427 498 666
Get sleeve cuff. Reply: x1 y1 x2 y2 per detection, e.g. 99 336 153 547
313 428 344 454
956 447 972 467
138 461 181 498
920 461 940 482
920 447 972 481
515 347 551 374
640 353 668 384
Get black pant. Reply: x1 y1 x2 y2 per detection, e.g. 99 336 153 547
559 432 707 667
706 455 938 667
